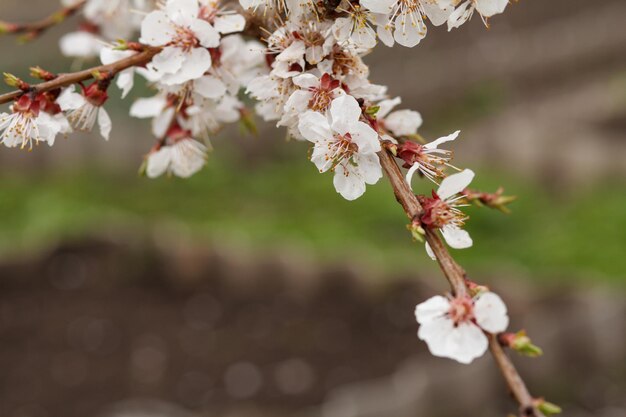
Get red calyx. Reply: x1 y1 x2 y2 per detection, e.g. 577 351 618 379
319 73 340 91
82 82 109 107
397 140 424 169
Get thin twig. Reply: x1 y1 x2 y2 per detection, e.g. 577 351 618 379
0 47 160 105
0 0 86 39
377 148 544 417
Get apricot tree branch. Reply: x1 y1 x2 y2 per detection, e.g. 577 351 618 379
377 148 544 417
0 47 160 105
0 0 86 40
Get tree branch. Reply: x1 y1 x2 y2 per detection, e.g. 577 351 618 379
377 148 544 417
0 47 160 105
0 0 86 39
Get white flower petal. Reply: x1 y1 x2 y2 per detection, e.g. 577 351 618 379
415 295 450 325
474 292 509 333
140 11 176 46
441 225 473 249
330 95 362 135
298 111 332 144
147 148 172 178
130 96 168 118
437 169 474 200
424 130 460 150
97 107 112 140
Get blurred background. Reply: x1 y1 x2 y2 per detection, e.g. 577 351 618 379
0 0 625 417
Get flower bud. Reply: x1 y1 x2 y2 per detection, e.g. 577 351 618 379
30 66 56 81
500 330 543 357
534 398 562 416
3 72 29 90
407 219 425 242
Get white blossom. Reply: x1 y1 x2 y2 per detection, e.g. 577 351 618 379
140 0 222 85
415 291 509 363
421 169 475 257
298 95 382 200
57 85 112 140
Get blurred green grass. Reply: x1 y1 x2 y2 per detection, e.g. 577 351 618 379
0 149 624 284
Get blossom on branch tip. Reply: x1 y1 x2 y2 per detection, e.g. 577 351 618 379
298 95 382 200
0 94 68 149
415 291 509 363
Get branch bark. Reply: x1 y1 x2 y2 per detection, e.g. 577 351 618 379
0 0 86 39
0 47 160 105
377 148 544 417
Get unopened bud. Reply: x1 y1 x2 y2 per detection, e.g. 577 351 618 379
3 72 29 90
30 66 56 81
239 107 258 136
365 105 380 117
466 280 490 297
534 398 562 416
463 187 516 213
500 330 543 357
407 219 425 242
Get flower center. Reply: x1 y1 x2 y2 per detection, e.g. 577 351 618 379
173 27 200 51
418 195 466 229
447 297 474 326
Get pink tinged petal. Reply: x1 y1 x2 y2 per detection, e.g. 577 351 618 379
444 322 488 364
350 121 381 154
97 107 112 140
147 148 172 178
194 75 227 99
333 164 367 201
474 292 509 333
213 14 245 34
475 0 508 17
162 47 212 85
189 18 220 48
150 46 186 75
385 109 422 136
330 95 362 135
437 169 475 200
130 96 168 118
441 225 473 249
425 242 437 260
414 295 450 325
166 0 200 26
360 0 395 14
140 11 176 46
424 130 460 150
298 111 332 144
354 153 382 185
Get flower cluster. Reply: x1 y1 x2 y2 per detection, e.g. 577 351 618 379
0 0 525 369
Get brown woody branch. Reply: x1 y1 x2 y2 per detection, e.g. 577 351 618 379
377 149 544 417
0 47 160 105
0 0 86 40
